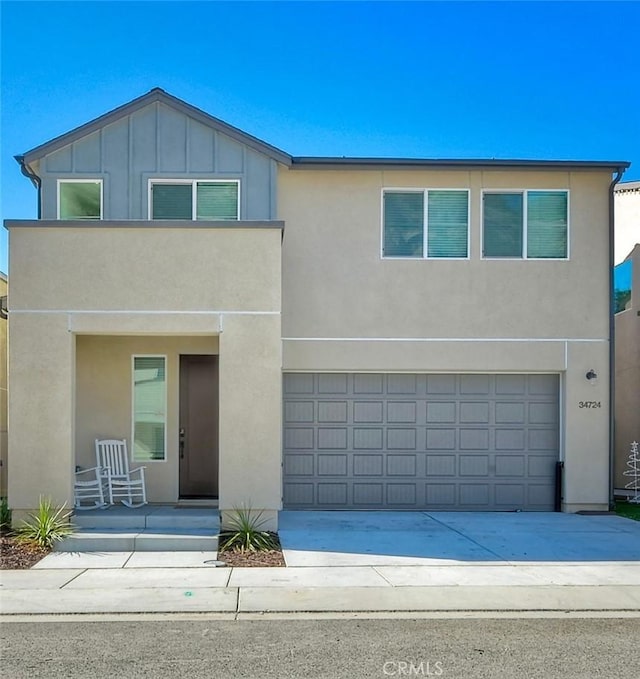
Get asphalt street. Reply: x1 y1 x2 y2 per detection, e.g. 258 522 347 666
2 616 638 678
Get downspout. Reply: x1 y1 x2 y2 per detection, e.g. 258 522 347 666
609 166 626 509
15 155 42 219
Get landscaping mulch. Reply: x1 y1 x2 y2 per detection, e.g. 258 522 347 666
0 534 50 570
218 532 286 567
218 548 286 567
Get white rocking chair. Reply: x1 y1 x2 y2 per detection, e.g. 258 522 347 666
74 466 108 510
95 438 147 508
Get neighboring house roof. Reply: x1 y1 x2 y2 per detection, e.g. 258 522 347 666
0 272 6 282
16 88 293 167
15 88 631 174
615 180 640 193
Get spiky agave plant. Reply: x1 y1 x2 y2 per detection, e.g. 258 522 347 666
16 496 75 549
219 504 279 553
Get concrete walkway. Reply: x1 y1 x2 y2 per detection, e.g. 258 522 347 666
2 512 640 616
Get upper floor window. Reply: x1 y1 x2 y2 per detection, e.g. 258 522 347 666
58 180 102 220
149 180 240 220
382 189 469 259
483 190 568 259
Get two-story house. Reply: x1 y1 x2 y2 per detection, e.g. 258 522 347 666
5 89 629 528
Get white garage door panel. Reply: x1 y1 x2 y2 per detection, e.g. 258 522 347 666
283 373 559 511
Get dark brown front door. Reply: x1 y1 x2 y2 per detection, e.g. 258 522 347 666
179 355 219 498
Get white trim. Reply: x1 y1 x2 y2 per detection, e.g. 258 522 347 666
10 309 279 315
481 189 570 260
381 188 471 261
148 178 241 220
57 178 103 220
132 354 168 463
558 370 566 463
282 369 563 374
282 336 606 343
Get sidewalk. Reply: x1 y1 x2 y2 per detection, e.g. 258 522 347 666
3 556 640 615
3 512 640 616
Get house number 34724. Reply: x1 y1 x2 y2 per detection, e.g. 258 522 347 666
578 401 601 409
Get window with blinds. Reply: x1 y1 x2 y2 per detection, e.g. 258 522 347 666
483 190 568 259
133 356 166 462
383 190 469 259
150 180 239 220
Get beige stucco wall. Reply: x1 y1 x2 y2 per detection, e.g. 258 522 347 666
8 224 282 525
614 244 640 489
279 168 611 340
279 167 614 511
0 275 7 496
8 225 281 312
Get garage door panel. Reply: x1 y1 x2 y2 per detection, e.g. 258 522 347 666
285 401 315 423
460 429 489 450
425 428 457 450
284 427 314 449
354 374 384 393
495 484 526 506
387 428 417 450
354 428 384 449
284 483 314 505
388 401 417 423
354 454 384 476
496 374 526 394
318 401 347 423
318 374 348 394
495 455 526 477
354 483 384 505
354 401 383 422
495 402 525 424
426 484 457 506
283 373 559 510
426 454 456 476
284 373 314 394
284 454 314 476
460 454 490 476
495 429 526 450
387 455 417 476
318 483 348 505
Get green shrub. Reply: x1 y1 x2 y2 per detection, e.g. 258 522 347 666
16 496 75 548
219 505 279 553
0 496 11 531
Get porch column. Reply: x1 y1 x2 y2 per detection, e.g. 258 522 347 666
218 313 282 531
8 313 75 522
562 341 610 512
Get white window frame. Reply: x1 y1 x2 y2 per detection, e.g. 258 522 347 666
57 178 103 220
380 188 471 260
481 189 570 260
131 354 168 463
147 178 241 220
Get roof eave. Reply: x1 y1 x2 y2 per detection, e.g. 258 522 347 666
290 157 630 171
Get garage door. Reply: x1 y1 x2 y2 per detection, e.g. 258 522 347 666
283 373 559 511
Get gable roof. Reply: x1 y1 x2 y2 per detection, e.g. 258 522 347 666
15 88 630 175
17 88 292 166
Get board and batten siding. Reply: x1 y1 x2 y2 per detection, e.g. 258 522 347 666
38 102 277 220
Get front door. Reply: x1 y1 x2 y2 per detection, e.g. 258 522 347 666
179 355 219 498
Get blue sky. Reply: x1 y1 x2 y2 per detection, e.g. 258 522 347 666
1 1 639 273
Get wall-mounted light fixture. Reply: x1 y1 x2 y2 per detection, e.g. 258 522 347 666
585 369 598 384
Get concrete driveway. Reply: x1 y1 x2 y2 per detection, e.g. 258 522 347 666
278 511 640 566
